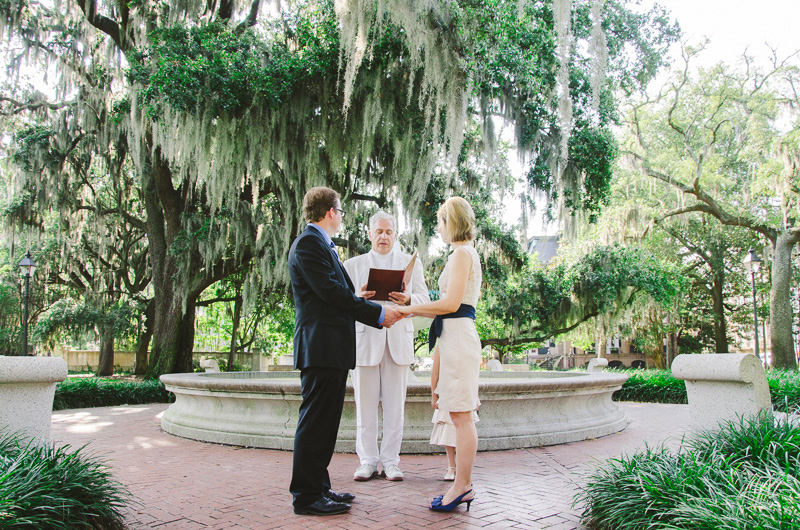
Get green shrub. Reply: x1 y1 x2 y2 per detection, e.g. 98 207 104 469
0 431 132 529
612 369 688 404
577 415 800 529
53 378 174 410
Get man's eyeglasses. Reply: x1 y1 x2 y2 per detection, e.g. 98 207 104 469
335 208 346 218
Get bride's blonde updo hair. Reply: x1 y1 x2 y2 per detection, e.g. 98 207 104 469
438 197 477 242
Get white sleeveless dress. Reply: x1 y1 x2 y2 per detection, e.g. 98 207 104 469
434 244 482 413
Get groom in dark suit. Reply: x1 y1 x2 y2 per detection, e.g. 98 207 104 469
288 187 402 516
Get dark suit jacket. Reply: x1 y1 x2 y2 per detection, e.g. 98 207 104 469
288 226 383 370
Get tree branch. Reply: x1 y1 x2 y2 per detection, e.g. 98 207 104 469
481 311 600 349
75 0 123 51
0 95 77 115
197 296 239 307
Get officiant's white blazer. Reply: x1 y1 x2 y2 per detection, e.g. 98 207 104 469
344 249 430 366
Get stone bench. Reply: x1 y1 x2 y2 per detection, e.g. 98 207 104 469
672 353 771 431
0 356 68 442
199 359 221 373
486 359 503 372
587 358 608 373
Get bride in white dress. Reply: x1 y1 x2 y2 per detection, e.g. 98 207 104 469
398 197 482 512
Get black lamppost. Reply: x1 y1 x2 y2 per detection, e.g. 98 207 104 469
743 248 762 359
18 251 37 356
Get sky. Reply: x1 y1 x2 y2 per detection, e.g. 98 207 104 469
507 0 800 237
651 0 800 65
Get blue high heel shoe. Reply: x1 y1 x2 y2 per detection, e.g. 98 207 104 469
430 489 474 512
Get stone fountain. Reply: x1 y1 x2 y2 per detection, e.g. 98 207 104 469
160 369 628 452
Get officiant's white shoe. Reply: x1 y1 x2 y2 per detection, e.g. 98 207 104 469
353 464 378 481
383 464 404 481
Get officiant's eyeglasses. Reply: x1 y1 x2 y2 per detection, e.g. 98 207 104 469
335 208 346 218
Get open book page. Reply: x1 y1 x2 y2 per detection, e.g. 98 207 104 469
366 251 418 301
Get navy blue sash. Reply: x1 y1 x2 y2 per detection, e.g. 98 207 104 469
428 304 476 352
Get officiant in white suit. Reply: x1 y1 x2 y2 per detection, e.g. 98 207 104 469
344 211 430 482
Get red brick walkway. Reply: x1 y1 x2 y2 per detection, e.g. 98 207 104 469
51 402 690 529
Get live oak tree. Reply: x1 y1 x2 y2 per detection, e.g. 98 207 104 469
2 0 678 376
622 46 800 369
593 167 761 355
8 142 150 373
480 244 683 358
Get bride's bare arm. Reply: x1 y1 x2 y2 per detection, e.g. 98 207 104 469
397 247 471 316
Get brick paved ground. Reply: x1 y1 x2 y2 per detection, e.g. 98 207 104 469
51 402 690 529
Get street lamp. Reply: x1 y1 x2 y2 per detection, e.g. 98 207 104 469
18 251 37 356
743 248 762 359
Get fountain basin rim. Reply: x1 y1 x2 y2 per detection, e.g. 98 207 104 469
160 370 628 395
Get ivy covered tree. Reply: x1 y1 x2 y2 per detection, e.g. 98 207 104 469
2 0 678 376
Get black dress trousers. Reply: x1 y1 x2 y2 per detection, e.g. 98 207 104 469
289 366 349 508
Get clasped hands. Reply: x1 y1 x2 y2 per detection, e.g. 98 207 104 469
359 283 414 329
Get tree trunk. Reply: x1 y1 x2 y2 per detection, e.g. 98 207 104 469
137 139 249 378
596 336 606 357
147 284 198 377
227 294 243 372
666 331 678 368
96 327 115 377
135 300 155 376
711 273 729 353
649 331 665 369
141 148 198 377
770 231 799 369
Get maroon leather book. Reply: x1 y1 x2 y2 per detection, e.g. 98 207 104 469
365 252 417 301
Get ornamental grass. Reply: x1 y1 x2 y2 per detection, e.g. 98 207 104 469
0 431 132 529
577 414 800 529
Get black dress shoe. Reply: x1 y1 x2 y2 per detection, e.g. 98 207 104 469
293 497 351 516
324 489 355 503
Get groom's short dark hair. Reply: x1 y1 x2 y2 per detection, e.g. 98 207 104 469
303 187 340 223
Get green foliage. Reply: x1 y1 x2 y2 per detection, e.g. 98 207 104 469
11 126 60 172
32 298 140 349
612 368 688 404
567 126 617 222
577 415 800 529
52 378 174 410
486 244 683 342
0 431 131 529
2 0 683 378
689 414 800 474
128 14 337 118
768 370 800 414
0 282 20 356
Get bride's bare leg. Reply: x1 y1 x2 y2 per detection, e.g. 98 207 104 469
439 411 476 505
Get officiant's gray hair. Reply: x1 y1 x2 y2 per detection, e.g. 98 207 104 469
369 211 396 231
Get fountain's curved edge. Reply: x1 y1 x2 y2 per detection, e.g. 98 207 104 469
160 370 629 452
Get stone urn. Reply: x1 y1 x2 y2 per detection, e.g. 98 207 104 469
0 356 68 441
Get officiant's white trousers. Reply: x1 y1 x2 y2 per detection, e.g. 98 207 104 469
353 346 409 468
